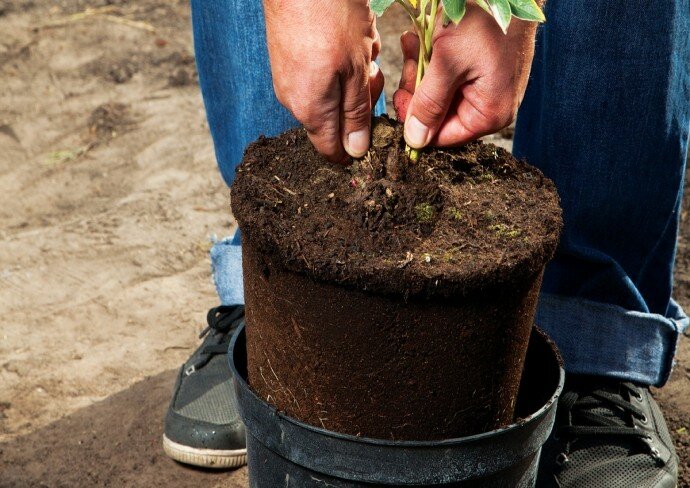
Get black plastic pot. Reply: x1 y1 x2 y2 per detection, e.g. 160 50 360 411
229 325 564 487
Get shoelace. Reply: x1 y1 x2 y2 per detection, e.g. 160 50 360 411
554 381 660 466
184 305 245 376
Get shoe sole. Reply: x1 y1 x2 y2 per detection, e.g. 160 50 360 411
162 435 247 469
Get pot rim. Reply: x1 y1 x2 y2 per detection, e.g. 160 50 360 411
229 324 565 448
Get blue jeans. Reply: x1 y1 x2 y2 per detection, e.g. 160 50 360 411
192 0 690 386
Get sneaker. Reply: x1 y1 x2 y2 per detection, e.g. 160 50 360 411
163 305 247 469
538 375 678 488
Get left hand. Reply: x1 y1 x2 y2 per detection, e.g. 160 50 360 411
263 0 384 163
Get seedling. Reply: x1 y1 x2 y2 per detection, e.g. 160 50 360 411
446 206 463 220
490 223 522 238
415 202 435 222
370 0 545 160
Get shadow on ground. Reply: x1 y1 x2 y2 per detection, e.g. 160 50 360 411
0 370 247 488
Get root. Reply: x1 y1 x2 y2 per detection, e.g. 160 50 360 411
385 145 401 182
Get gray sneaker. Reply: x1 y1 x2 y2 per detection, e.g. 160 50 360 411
538 375 678 488
163 305 247 469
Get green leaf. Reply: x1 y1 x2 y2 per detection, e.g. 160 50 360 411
442 10 451 26
370 0 395 16
475 0 491 14
442 0 466 24
508 0 545 22
485 0 512 34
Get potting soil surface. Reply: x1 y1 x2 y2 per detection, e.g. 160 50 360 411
232 120 562 300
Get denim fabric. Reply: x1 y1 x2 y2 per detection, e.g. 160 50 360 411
210 237 244 307
193 0 690 386
191 0 297 188
514 0 690 385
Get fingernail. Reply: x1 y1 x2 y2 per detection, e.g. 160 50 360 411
346 129 370 158
405 116 429 148
369 61 379 77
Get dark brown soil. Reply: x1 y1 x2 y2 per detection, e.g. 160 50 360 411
232 117 562 301
233 118 562 440
243 239 544 440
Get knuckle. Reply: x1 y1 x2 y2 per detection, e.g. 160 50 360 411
324 54 346 74
292 97 330 126
487 102 516 130
317 118 340 140
342 96 371 123
433 35 453 53
473 95 515 132
308 119 343 160
272 81 288 106
288 98 311 122
414 88 447 121
305 105 340 137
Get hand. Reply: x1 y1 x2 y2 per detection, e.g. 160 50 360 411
263 1 384 163
393 3 538 148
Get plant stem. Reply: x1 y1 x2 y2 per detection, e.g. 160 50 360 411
394 0 419 23
408 36 425 161
425 0 437 60
407 0 437 162
415 10 426 86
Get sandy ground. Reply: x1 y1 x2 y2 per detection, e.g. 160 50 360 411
0 1 687 486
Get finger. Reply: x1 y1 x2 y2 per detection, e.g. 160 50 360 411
340 64 373 159
369 61 385 106
404 53 461 149
432 98 503 147
372 25 382 61
393 31 419 121
300 80 347 163
398 55 418 93
400 31 419 62
393 88 411 122
399 31 419 94
393 56 417 121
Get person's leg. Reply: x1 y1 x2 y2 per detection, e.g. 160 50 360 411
515 0 690 387
191 0 298 307
515 1 690 485
165 0 386 468
163 0 295 468
192 1 297 189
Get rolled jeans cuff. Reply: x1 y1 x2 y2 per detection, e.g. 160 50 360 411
209 238 688 387
536 293 688 387
211 238 244 306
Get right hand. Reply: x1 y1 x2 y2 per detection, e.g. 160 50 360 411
393 3 539 148
263 1 385 163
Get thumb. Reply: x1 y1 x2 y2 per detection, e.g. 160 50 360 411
404 53 459 149
341 64 374 158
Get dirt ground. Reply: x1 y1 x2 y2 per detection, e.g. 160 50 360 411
0 1 687 487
